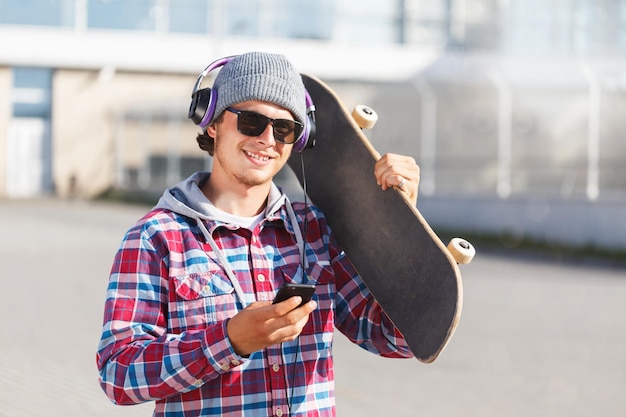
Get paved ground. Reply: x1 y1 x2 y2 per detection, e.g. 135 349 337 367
1 199 625 417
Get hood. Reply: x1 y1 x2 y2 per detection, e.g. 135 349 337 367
154 172 289 222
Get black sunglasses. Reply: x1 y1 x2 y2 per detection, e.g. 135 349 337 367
226 108 304 144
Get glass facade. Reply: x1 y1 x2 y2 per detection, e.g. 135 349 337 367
0 0 438 45
0 0 624 54
504 0 626 56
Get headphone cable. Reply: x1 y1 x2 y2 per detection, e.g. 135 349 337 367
284 152 309 416
299 152 309 278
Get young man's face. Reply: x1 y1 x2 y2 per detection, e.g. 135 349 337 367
208 100 296 188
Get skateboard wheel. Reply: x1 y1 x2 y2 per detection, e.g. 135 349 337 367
447 238 475 264
352 105 378 129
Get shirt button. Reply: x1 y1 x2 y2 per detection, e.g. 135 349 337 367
257 274 266 282
231 359 241 366
276 409 284 417
272 363 280 372
221 364 230 371
194 379 203 387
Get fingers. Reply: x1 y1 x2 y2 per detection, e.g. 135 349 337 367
374 153 420 205
374 153 419 189
226 299 317 356
396 177 407 191
269 299 317 340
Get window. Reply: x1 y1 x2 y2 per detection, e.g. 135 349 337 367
0 0 74 26
169 0 209 34
12 67 53 118
87 0 155 31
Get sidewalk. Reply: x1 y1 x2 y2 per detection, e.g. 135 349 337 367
1 199 624 417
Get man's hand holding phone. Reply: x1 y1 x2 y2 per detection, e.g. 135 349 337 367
226 284 317 356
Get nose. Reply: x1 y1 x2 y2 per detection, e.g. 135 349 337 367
257 123 276 145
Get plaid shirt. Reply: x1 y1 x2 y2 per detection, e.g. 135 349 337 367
97 196 412 416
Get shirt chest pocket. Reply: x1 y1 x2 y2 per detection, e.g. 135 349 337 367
279 262 335 336
170 271 236 331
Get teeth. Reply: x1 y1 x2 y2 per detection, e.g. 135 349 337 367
245 151 269 162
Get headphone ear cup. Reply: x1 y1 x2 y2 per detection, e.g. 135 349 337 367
306 113 316 148
189 88 217 127
292 124 308 153
293 94 316 153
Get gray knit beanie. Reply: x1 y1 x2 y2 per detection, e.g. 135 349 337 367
211 52 306 127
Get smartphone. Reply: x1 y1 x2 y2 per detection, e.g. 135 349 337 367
273 283 316 308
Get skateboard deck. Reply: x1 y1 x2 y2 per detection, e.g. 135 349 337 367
287 74 465 363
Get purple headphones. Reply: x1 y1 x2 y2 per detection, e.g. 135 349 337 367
187 56 316 153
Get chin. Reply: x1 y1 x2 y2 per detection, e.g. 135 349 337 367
237 172 274 187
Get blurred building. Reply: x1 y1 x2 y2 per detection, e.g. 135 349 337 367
1 0 625 249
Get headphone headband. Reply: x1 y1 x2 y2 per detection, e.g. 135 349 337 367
190 56 236 98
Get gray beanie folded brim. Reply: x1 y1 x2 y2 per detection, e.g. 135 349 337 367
211 52 306 127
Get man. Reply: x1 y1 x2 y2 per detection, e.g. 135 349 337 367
97 51 421 416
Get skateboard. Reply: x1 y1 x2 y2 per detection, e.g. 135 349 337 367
287 74 474 363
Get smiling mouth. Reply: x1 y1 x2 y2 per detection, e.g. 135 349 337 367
245 150 271 162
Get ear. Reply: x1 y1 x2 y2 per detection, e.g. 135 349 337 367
207 122 218 138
